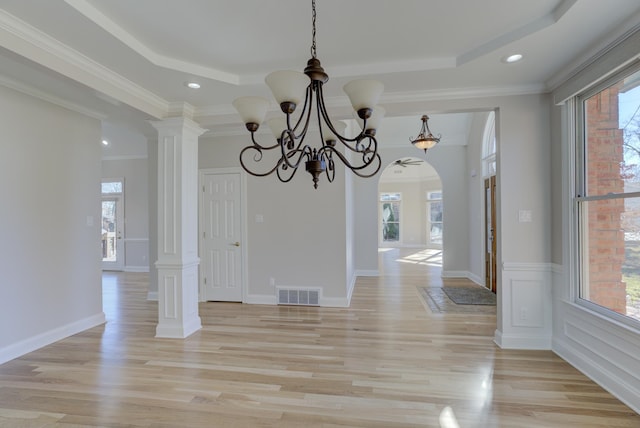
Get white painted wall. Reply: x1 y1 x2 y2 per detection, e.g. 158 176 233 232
0 85 105 363
497 96 551 264
491 94 553 350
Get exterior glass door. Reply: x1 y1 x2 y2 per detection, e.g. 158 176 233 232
102 195 124 270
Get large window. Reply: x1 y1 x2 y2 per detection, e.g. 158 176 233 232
575 65 640 325
380 193 401 242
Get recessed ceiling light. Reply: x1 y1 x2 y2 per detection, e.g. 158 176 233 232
102 139 109 146
503 54 523 64
186 82 201 89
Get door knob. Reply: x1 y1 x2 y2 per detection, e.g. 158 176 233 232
230 242 240 247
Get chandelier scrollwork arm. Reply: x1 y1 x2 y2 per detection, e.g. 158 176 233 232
232 0 385 188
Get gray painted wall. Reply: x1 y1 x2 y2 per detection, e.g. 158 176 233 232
0 85 104 359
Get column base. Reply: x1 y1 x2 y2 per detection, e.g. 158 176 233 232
155 259 201 339
156 316 202 339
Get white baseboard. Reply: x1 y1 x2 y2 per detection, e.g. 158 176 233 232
347 275 356 306
0 312 106 365
244 294 277 305
442 270 482 286
494 329 551 350
354 269 379 277
467 272 483 286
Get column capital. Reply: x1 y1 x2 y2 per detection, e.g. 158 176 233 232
150 117 207 138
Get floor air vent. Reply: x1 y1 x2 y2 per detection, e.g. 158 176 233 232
277 288 320 306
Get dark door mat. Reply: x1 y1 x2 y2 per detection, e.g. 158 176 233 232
442 286 496 305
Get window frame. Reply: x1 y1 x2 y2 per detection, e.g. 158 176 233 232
572 62 640 329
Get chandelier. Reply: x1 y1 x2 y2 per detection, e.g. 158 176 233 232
410 115 440 153
232 0 384 189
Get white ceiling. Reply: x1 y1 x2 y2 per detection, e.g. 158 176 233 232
1 0 639 144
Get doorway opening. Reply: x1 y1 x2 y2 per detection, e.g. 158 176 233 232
378 157 442 249
101 179 124 271
378 157 443 275
482 111 497 293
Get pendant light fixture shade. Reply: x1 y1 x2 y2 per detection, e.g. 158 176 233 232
233 0 384 189
265 70 310 108
232 96 270 130
343 79 385 114
410 115 441 153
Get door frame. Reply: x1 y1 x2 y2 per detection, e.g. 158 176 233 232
101 178 125 271
484 175 497 293
198 167 248 302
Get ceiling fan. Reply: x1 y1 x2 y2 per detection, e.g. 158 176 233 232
392 159 424 167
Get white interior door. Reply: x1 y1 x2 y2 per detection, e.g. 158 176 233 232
101 196 124 271
200 172 243 301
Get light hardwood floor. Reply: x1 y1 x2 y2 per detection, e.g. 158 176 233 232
0 248 638 427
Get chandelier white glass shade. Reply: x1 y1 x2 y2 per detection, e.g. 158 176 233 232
232 0 384 189
410 115 441 153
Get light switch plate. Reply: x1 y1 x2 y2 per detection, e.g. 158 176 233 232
518 210 532 223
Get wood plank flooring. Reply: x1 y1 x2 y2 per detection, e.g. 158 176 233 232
0 248 638 427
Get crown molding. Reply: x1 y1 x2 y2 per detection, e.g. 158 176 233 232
384 83 548 105
64 0 239 85
0 8 169 119
546 14 640 92
0 74 107 120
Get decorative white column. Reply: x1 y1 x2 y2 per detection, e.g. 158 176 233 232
151 117 206 338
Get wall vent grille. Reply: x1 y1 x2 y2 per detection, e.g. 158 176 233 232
277 288 320 306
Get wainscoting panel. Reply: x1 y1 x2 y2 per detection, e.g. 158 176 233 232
495 263 552 349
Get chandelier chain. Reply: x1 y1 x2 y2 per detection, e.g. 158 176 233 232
311 0 317 58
